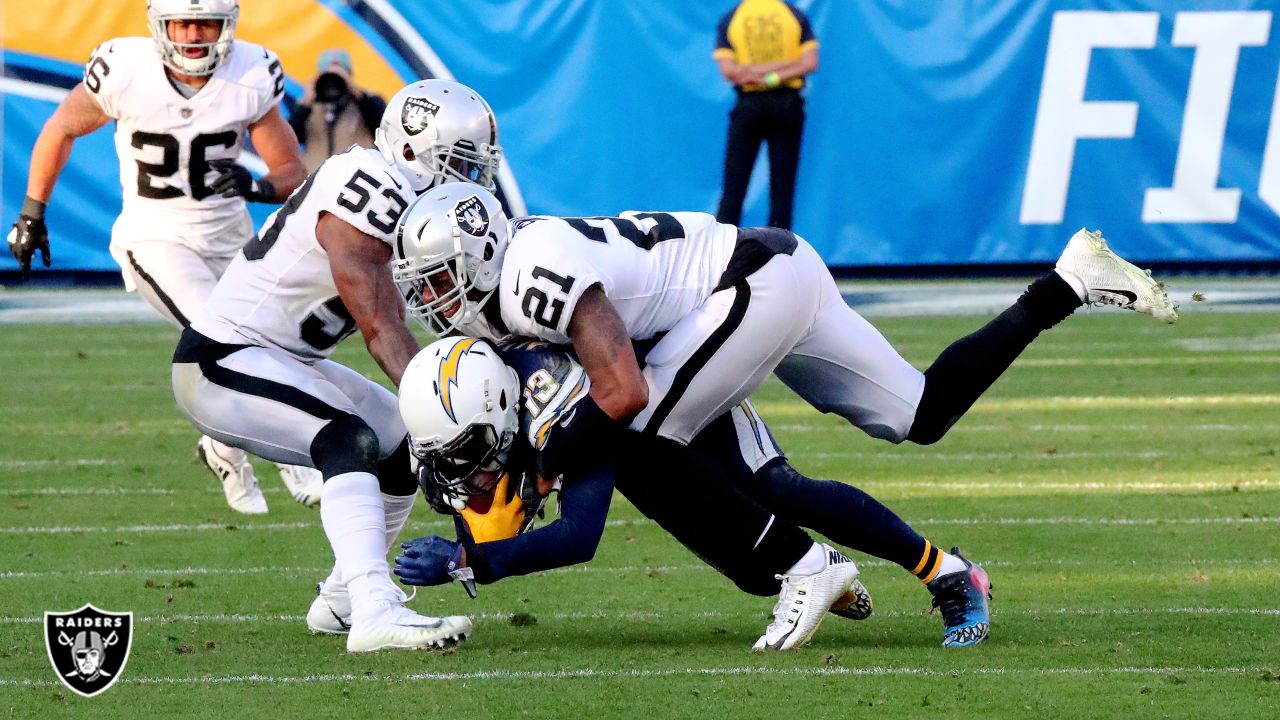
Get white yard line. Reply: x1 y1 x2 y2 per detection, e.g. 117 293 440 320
773 423 1280 433
0 487 176 496
2 515 1276 535
2 606 1276 627
0 459 120 469
0 664 1269 688
4 555 1274 580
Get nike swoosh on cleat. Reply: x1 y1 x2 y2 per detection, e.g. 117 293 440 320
1095 289 1138 305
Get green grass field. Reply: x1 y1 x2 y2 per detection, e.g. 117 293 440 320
1 311 1278 719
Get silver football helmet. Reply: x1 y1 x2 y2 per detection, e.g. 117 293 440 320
399 337 520 497
375 79 503 193
393 183 509 336
147 0 238 77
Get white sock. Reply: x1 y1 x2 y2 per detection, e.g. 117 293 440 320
784 542 827 577
320 566 343 593
208 437 248 464
319 472 395 620
1055 268 1087 302
382 493 416 552
935 550 967 578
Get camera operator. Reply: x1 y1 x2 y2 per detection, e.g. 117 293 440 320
288 50 386 173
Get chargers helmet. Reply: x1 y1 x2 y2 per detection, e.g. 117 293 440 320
375 79 503 193
147 0 239 77
393 183 509 335
399 337 520 498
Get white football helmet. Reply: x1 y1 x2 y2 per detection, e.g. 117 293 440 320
399 337 520 496
393 183 510 336
375 79 503 193
147 0 238 77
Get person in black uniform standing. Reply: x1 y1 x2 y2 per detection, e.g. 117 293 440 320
713 0 819 230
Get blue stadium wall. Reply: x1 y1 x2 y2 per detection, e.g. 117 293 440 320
3 0 1280 274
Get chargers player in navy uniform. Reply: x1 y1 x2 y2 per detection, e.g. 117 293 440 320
394 337 993 650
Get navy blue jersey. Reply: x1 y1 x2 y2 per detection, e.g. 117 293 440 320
461 341 614 584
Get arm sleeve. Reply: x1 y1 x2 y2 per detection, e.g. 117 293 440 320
82 43 119 118
357 93 387 136
500 233 606 343
463 463 615 583
249 48 286 123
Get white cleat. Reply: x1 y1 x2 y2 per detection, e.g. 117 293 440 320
829 577 874 621
1055 228 1179 323
346 603 473 653
306 581 352 635
196 436 268 514
753 545 861 651
278 464 323 508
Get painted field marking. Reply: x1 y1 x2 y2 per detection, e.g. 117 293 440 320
3 515 1277 536
0 664 1271 688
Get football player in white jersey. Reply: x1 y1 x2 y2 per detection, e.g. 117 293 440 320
392 186 1179 644
5 0 321 514
171 78 502 652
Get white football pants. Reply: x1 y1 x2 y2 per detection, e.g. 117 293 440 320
172 345 406 468
115 240 235 329
631 236 925 444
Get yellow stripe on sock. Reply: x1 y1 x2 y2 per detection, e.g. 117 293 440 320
920 552 944 584
910 540 934 576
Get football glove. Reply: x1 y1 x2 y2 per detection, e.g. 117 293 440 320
209 160 276 202
394 535 477 598
7 198 51 280
457 472 547 543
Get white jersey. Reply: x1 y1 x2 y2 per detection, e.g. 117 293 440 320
191 146 413 362
492 212 739 342
85 37 284 257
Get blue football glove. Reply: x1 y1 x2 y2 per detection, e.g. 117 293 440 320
394 535 477 598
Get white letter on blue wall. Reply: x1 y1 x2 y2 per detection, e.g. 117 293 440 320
1021 12 1158 224
1144 12 1271 223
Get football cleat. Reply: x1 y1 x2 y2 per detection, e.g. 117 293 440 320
829 578 874 621
306 581 352 635
752 545 861 651
926 547 992 648
1055 228 1178 323
346 603 473 653
277 464 323 508
197 436 267 514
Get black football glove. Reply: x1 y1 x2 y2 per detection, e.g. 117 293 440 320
209 160 276 202
7 197 51 280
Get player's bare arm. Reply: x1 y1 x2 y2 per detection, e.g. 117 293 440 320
567 284 648 422
317 212 419 386
247 106 306 201
25 83 110 203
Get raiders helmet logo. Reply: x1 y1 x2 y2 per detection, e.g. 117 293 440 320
44 604 133 697
454 196 490 237
401 96 441 137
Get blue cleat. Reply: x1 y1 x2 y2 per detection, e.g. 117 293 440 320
925 547 992 648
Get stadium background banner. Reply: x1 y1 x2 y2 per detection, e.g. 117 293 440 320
3 0 1280 273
